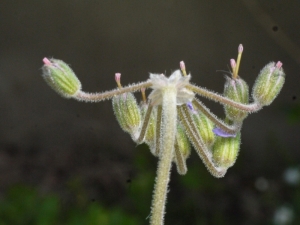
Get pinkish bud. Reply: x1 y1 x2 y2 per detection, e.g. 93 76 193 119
276 61 283 69
43 57 52 66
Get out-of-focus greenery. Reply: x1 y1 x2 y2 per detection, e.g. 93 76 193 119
0 185 140 225
0 137 299 225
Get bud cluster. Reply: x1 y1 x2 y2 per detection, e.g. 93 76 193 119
41 44 285 176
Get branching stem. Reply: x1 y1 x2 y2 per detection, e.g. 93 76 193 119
187 84 262 112
74 81 152 102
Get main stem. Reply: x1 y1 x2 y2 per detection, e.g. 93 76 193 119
150 88 177 225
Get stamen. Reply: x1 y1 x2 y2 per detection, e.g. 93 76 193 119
233 44 243 79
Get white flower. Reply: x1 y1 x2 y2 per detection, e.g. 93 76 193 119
148 70 195 105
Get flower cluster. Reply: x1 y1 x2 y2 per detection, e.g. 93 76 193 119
41 44 285 225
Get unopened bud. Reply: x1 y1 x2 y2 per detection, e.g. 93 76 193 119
42 58 81 98
175 123 191 159
224 76 249 121
112 93 141 138
212 132 241 168
252 61 285 106
189 105 215 147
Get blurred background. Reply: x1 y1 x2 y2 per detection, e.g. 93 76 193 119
1 0 300 224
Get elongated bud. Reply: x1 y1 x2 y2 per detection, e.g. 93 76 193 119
175 123 191 159
112 93 141 139
42 58 81 98
212 132 241 168
187 102 215 147
174 124 191 175
224 76 249 121
252 61 285 106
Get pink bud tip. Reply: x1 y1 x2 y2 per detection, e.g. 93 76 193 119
141 87 145 92
230 59 236 69
276 61 283 69
115 73 121 82
43 57 52 66
238 44 243 53
180 61 185 70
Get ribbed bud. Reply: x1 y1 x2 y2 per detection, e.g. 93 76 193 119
42 58 81 98
175 123 191 159
224 76 249 121
140 102 156 152
112 93 141 138
252 61 285 106
187 102 215 147
212 132 241 168
193 112 215 147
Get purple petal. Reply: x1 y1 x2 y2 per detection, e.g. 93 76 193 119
186 102 197 114
213 127 236 138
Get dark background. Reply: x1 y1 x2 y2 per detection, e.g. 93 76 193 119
1 1 300 224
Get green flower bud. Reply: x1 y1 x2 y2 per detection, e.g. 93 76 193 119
224 76 249 121
193 112 215 148
252 61 285 106
112 93 141 139
140 102 157 153
175 123 191 159
42 58 81 98
212 132 241 168
187 102 215 147
174 123 191 175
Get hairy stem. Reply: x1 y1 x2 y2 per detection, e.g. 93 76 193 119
150 88 177 225
187 84 262 112
178 105 227 178
192 98 242 134
155 106 163 156
74 81 152 102
136 104 153 143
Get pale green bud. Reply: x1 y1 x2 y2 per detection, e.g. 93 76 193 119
193 112 215 148
112 93 141 138
252 61 285 106
175 123 191 159
224 76 249 121
212 132 241 168
187 103 215 147
42 58 81 98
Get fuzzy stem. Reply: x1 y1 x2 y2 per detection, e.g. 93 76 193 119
186 84 262 112
178 105 227 178
150 88 177 225
136 104 153 143
74 81 152 102
155 106 163 156
192 98 242 134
